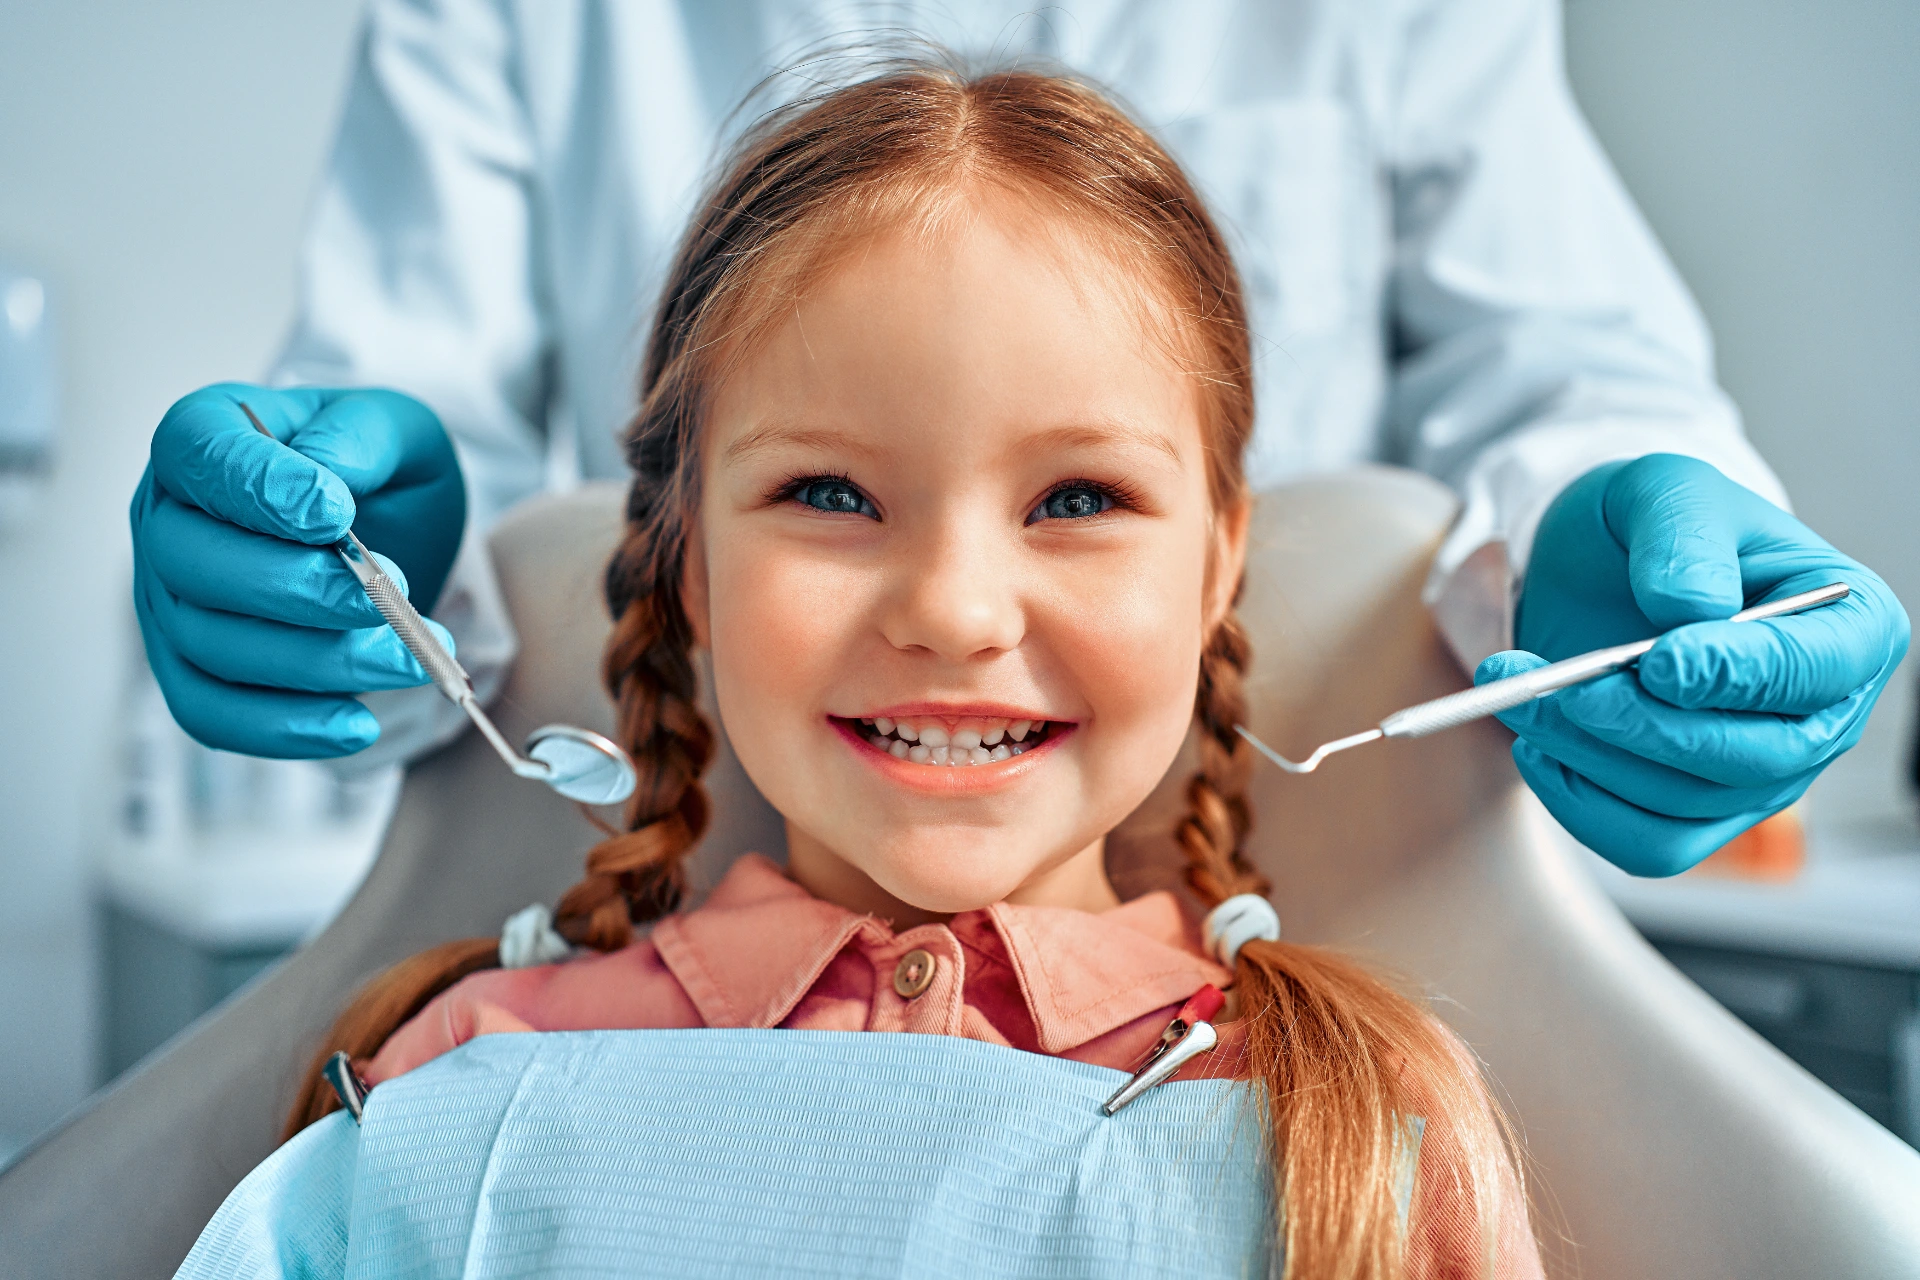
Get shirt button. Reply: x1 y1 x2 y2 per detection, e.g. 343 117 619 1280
892 948 937 999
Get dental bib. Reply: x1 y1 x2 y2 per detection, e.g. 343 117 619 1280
176 1029 1285 1279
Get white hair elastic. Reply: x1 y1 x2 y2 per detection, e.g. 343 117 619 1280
1202 893 1280 967
499 903 576 969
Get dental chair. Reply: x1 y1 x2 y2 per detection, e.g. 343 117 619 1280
5 469 1918 1278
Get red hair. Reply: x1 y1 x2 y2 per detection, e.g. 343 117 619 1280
292 59 1531 1278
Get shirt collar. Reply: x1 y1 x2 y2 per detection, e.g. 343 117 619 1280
650 854 1229 1053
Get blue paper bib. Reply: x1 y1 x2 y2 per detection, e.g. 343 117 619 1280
178 1029 1285 1278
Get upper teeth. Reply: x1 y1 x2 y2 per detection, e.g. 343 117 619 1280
857 715 1049 766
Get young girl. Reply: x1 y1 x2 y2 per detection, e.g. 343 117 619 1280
287 61 1542 1278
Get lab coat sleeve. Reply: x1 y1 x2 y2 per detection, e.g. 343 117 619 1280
269 0 547 772
1384 0 1788 670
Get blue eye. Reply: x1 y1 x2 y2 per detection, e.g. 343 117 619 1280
1031 484 1114 523
791 477 876 518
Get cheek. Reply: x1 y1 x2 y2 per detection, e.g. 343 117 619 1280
704 528 865 724
1045 535 1210 786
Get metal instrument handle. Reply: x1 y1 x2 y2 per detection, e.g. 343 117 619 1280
1380 641 1650 738
1380 581 1851 741
333 534 549 779
332 532 470 701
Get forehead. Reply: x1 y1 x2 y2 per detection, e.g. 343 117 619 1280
705 192 1204 462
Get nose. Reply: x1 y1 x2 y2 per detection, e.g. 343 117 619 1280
879 519 1025 661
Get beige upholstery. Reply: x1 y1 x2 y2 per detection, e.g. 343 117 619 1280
4 468 1918 1277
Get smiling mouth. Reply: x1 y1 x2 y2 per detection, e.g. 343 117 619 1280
834 715 1061 767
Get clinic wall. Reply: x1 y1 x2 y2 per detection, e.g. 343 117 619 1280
0 0 362 1155
1565 0 1920 836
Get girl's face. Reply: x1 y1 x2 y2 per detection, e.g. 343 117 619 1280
684 192 1248 921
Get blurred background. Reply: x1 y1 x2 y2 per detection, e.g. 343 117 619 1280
0 0 1914 1163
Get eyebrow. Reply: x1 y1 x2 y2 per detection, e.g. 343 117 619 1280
1014 421 1186 468
721 423 884 466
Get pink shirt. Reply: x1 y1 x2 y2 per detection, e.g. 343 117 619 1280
367 854 1542 1278
369 853 1235 1082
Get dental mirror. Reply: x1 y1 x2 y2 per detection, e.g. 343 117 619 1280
526 724 639 805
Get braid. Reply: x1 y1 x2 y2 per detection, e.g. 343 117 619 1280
1176 606 1263 905
551 521 715 951
1177 603 1521 1276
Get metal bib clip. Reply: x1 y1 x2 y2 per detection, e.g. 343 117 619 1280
1103 985 1225 1116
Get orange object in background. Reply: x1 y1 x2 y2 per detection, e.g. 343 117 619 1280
1689 806 1806 881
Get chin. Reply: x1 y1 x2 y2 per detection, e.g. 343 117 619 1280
860 831 1037 915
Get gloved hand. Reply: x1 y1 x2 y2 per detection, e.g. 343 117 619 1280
1483 453 1908 876
130 383 466 758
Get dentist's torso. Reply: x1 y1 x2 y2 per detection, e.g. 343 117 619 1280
510 0 1395 491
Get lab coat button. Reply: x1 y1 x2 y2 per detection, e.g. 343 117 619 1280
893 949 937 999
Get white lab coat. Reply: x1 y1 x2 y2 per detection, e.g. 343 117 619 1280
272 0 1786 769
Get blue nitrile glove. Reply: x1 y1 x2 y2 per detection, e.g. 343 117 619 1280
130 383 466 758
1483 454 1908 876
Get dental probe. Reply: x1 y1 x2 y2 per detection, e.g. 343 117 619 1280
1235 581 1852 776
239 403 637 804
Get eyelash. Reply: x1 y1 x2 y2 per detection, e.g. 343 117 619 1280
772 472 876 518
1030 478 1142 524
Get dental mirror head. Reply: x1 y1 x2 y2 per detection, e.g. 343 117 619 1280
526 724 638 805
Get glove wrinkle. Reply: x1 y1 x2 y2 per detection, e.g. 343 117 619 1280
1555 672 1863 788
155 587 441 694
155 387 356 542
134 541 382 759
1607 455 1744 628
143 495 399 629
1511 741 1782 878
